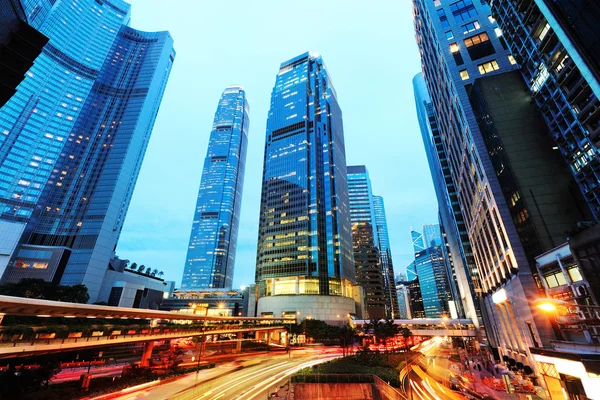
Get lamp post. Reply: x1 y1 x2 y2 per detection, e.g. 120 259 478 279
534 297 600 342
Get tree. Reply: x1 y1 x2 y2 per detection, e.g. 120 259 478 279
158 271 164 278
145 267 152 275
373 319 399 352
338 324 356 357
130 262 138 270
137 264 146 273
0 279 89 303
151 269 158 277
400 327 413 351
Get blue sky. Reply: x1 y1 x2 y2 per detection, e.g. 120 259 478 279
118 0 438 288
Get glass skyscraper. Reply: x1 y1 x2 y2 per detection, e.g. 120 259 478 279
373 196 400 319
181 86 249 290
0 3 175 302
412 0 592 381
0 0 131 277
413 72 481 324
254 52 356 322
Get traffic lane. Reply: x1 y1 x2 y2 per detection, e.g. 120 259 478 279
201 354 341 400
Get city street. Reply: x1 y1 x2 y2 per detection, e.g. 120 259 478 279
93 347 342 400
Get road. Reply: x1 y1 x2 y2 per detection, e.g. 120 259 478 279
98 347 341 400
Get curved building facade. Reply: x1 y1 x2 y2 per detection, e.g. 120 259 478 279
255 52 355 321
181 86 249 290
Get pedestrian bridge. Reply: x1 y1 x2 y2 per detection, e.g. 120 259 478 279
0 295 291 360
352 318 478 337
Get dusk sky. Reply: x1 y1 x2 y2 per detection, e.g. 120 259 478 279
118 0 439 289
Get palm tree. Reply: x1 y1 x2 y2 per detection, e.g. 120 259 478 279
400 327 413 351
158 271 164 278
137 264 145 273
151 269 158 277
130 262 138 270
338 324 356 357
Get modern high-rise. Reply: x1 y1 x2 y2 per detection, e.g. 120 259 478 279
347 166 385 319
0 0 132 278
0 9 175 301
413 72 482 324
411 225 455 318
373 195 400 319
181 86 249 290
413 0 592 382
490 0 600 218
254 52 356 322
405 262 425 319
0 0 48 107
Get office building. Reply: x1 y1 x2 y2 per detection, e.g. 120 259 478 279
181 86 249 290
0 0 48 107
406 262 425 319
412 0 592 380
373 195 400 319
0 0 131 277
1 25 175 302
254 52 356 322
413 72 482 324
490 0 600 218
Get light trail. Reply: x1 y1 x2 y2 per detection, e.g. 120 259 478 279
199 361 290 399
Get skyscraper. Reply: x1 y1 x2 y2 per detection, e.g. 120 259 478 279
254 52 356 322
0 22 175 301
490 0 600 218
410 225 455 318
0 0 132 277
413 72 482 324
413 0 592 380
181 86 249 290
373 196 400 319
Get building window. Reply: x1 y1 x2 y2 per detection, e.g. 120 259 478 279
537 22 551 42
494 27 503 37
545 271 567 288
462 21 480 34
445 31 454 40
450 0 477 22
460 70 470 80
478 60 500 74
32 262 48 269
450 42 460 53
508 55 517 65
567 267 583 282
437 9 450 28
107 287 123 306
453 51 465 66
464 32 496 60
434 0 442 6
531 63 549 92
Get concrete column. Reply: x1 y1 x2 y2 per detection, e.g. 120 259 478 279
267 330 273 345
140 341 155 367
235 332 243 353
295 276 299 295
271 278 276 296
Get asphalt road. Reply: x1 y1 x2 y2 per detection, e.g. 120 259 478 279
95 347 341 400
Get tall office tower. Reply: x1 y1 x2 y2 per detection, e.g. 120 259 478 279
411 225 455 318
347 166 384 318
255 52 356 322
352 222 385 319
181 87 249 290
0 26 175 301
406 262 425 319
0 0 48 107
373 196 400 319
491 0 600 218
395 281 410 319
411 229 425 253
413 72 482 324
413 0 592 380
0 0 131 277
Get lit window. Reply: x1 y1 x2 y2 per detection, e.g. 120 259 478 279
478 60 500 74
464 32 489 47
538 23 551 42
488 15 495 23
508 55 517 65
450 43 460 53
530 63 549 92
494 27 503 37
460 70 470 80
445 31 454 40
567 267 583 282
462 21 480 34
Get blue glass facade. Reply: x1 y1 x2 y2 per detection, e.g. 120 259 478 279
0 24 175 301
0 0 131 276
181 86 249 290
255 52 355 300
372 195 400 318
413 72 482 323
